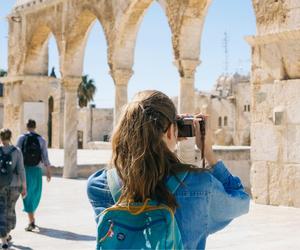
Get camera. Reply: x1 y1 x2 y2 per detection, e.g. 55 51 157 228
176 116 205 138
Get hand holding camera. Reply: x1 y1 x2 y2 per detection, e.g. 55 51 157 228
176 114 217 168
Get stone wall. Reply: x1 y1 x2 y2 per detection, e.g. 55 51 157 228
251 79 300 207
78 107 113 148
173 74 251 146
233 80 251 145
247 0 300 208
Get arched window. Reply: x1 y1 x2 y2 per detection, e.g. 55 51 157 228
218 116 222 127
224 116 228 126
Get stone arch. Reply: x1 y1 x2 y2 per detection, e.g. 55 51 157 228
111 0 170 70
113 0 212 69
62 9 111 77
24 25 61 76
166 0 212 76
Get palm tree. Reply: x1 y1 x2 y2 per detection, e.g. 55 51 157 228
78 74 97 108
0 69 7 77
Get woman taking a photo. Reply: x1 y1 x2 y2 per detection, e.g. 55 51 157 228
87 90 250 250
0 129 26 249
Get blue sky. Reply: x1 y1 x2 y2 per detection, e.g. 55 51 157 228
0 0 256 108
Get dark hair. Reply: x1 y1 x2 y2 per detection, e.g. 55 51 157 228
27 119 36 129
0 128 12 141
111 90 198 211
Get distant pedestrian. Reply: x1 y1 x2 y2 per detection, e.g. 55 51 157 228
0 129 27 249
17 119 52 232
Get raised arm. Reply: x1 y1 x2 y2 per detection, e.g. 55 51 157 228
39 137 51 167
207 161 250 234
16 148 27 198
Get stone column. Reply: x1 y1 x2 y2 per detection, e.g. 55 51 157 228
2 78 23 143
62 77 81 179
110 68 133 126
175 59 200 164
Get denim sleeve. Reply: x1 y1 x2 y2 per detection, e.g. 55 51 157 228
87 169 115 224
207 161 250 234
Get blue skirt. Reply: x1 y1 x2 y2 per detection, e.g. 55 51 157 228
23 166 42 213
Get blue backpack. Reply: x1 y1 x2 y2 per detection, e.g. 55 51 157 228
96 169 188 250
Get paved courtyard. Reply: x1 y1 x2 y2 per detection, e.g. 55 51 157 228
5 176 300 250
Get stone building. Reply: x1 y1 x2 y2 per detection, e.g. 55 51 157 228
173 73 251 146
0 76 113 150
1 0 300 207
77 107 113 149
48 79 113 150
196 73 251 146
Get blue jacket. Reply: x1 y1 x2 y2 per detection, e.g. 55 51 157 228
87 161 250 249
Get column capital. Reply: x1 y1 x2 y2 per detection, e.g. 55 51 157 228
63 76 82 92
0 76 23 85
174 59 201 78
110 68 133 86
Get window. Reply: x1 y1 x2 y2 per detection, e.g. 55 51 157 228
244 105 247 112
0 83 3 97
224 116 228 126
248 105 250 112
218 117 222 127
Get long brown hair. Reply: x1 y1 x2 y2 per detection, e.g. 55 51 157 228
111 90 194 210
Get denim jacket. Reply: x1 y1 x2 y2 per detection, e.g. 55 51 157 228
87 161 250 250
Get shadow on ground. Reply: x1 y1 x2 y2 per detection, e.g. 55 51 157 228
9 244 33 250
33 227 95 241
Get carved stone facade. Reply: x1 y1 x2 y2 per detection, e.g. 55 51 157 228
173 73 251 147
2 0 300 207
197 73 251 147
5 0 211 177
247 0 300 208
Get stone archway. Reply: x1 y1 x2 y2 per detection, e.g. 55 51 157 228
4 0 300 207
24 25 61 76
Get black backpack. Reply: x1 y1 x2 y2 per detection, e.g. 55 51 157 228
0 146 17 189
22 133 42 166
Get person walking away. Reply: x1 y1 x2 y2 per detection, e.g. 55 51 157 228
16 119 52 231
0 129 27 249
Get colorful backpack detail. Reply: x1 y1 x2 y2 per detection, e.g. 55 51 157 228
96 169 188 250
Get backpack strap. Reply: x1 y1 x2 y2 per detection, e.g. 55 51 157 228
107 168 122 203
0 146 16 155
107 168 189 203
166 171 189 194
8 146 17 154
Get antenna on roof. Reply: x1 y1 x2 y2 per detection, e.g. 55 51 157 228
223 32 229 76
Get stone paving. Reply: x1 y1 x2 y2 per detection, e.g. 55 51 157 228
5 176 300 250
